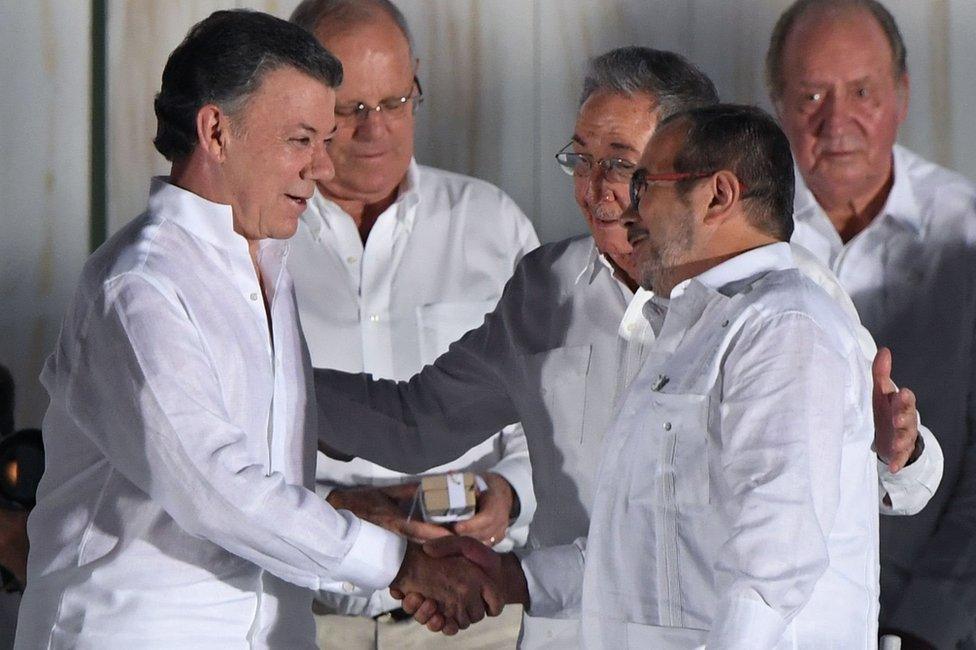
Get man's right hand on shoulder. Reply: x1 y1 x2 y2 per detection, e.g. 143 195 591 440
326 484 453 544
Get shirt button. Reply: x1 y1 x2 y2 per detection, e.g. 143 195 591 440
369 314 380 322
346 256 358 264
626 323 636 334
342 581 356 593
663 422 672 431
249 292 259 301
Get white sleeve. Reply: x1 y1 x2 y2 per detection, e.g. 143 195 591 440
516 538 587 618
487 423 536 542
878 420 944 516
67 274 405 592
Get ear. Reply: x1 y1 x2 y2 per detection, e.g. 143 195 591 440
702 170 740 226
894 72 910 126
195 104 231 162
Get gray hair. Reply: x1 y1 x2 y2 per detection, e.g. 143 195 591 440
290 0 414 57
580 46 719 120
766 0 907 100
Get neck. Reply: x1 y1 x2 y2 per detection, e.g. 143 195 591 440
806 160 894 244
321 183 400 243
657 235 779 298
604 254 639 293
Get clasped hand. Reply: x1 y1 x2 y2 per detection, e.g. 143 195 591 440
389 537 503 634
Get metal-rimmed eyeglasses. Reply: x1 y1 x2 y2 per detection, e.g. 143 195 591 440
334 76 424 125
629 169 723 207
554 142 638 184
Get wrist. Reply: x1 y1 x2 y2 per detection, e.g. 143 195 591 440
499 552 530 606
905 434 925 466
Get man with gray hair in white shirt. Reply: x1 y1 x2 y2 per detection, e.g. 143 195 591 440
768 1 976 647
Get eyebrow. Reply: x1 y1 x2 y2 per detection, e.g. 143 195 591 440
569 134 639 155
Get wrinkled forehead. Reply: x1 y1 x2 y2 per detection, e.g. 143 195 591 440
781 6 897 82
573 90 660 155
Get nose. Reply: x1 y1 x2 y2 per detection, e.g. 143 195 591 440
584 166 614 205
819 90 852 134
620 204 639 229
354 108 391 139
304 142 335 183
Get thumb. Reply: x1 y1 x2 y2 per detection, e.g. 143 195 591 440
872 346 894 395
381 482 420 502
425 536 499 574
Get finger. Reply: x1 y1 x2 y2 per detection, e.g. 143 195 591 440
382 482 420 502
425 612 445 633
452 514 500 541
441 618 459 636
893 388 917 420
401 592 424 614
872 347 895 394
399 519 454 544
482 583 505 617
412 598 438 625
466 592 486 625
422 535 470 558
390 587 405 600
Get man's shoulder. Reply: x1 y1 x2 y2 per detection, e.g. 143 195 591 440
742 268 860 352
416 164 524 215
515 234 594 277
81 212 196 299
898 145 976 216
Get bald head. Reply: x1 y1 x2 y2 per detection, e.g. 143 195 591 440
766 0 906 101
290 0 414 56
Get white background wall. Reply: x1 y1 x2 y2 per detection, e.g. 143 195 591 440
2 0 975 430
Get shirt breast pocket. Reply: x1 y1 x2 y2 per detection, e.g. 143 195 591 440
628 391 710 509
521 345 591 445
416 299 497 365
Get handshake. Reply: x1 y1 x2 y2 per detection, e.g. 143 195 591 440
388 536 529 635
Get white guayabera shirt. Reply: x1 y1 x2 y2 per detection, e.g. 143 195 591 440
288 160 539 616
523 243 879 649
314 235 941 649
15 179 405 650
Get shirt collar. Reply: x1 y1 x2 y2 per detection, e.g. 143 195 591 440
301 158 423 240
147 176 267 257
574 240 637 300
670 241 796 299
793 144 922 235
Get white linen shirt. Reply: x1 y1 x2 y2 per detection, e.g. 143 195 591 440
522 243 880 649
288 161 538 615
314 234 938 648
791 144 976 646
16 179 405 650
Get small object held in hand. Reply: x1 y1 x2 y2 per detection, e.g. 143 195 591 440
418 472 487 523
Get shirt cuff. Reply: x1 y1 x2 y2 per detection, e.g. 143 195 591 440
489 456 537 534
516 541 585 618
878 423 943 516
706 595 788 650
319 518 406 594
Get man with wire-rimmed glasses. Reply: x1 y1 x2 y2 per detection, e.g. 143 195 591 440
286 1 538 647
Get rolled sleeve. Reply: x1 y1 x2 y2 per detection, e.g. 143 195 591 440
878 422 944 516
516 539 586 618
488 423 536 536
